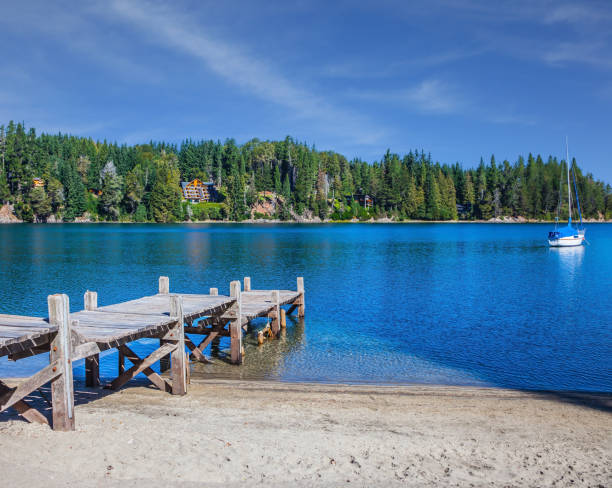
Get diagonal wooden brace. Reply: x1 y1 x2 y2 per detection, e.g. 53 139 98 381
109 343 176 392
0 361 61 413
185 321 228 363
0 376 55 425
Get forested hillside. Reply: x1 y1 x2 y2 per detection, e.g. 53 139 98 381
0 121 610 222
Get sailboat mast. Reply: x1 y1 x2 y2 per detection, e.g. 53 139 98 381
566 137 571 223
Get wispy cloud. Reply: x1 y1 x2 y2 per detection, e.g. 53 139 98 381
542 41 612 69
320 46 488 80
350 79 536 126
544 3 612 25
351 79 464 114
104 0 385 145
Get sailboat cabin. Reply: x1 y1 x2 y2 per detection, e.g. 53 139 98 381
181 179 218 203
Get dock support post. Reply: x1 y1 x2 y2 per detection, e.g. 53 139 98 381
244 277 251 292
84 291 100 387
280 309 287 329
159 276 169 294
158 276 171 372
229 280 243 365
209 287 218 296
270 290 280 337
169 295 187 396
48 294 75 431
297 277 305 317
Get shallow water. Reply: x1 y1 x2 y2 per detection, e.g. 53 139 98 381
0 223 610 391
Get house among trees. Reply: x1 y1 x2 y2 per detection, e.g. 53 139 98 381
181 179 218 203
32 177 45 188
346 194 374 209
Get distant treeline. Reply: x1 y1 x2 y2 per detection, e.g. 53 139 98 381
0 121 610 222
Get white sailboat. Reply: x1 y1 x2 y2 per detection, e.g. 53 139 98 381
547 140 586 247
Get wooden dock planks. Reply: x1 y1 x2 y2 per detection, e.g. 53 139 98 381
0 275 305 431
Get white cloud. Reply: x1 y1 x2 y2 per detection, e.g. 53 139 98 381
350 79 464 115
403 80 462 114
544 3 612 24
104 0 385 145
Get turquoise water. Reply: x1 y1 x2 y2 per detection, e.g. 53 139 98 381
0 223 610 392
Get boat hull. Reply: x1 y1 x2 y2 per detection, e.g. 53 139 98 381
548 234 585 247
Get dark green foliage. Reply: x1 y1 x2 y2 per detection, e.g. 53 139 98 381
0 121 609 222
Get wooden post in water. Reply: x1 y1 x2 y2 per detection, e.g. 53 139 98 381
158 276 171 372
84 291 100 387
159 276 169 294
169 295 187 396
270 290 280 337
244 277 251 292
209 287 218 296
229 280 243 364
48 294 75 431
280 309 287 329
297 277 305 317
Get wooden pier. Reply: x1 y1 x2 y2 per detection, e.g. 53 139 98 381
0 276 304 430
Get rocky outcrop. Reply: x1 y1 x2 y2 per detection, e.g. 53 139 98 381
74 212 93 223
488 216 527 223
0 204 22 223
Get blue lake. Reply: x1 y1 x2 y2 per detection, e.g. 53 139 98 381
0 223 610 392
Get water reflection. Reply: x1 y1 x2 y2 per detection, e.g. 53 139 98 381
550 245 585 277
191 316 306 380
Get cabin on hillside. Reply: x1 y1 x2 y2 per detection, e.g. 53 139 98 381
32 177 45 188
181 179 218 203
346 194 374 209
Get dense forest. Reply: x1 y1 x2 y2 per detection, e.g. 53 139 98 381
0 121 610 223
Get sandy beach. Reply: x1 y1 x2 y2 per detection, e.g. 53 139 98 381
0 379 610 487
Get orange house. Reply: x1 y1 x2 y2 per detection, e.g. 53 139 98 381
33 177 45 188
181 179 217 203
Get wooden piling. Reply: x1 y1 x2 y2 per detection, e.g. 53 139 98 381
159 276 169 294
257 330 264 345
84 291 100 387
244 277 251 292
159 276 171 372
169 295 187 396
280 309 287 329
297 277 305 317
270 290 280 336
209 287 218 296
48 294 75 431
229 280 242 364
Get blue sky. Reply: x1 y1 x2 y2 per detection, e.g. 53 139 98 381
1 0 611 182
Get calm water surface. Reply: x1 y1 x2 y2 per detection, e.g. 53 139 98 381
0 223 610 392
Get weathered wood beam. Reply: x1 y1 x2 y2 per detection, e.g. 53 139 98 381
0 380 48 425
159 276 169 294
244 277 251 292
280 309 287 329
84 291 100 387
158 277 172 372
209 287 218 296
229 280 243 365
0 362 60 412
169 295 187 396
8 344 51 361
48 293 75 431
109 343 175 391
297 277 305 317
270 290 280 337
116 344 172 392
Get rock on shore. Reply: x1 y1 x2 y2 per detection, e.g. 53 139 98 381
0 204 21 223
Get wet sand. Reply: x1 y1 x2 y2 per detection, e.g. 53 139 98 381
1 379 610 487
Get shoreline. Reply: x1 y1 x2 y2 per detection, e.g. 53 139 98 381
1 219 611 225
1 379 610 487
